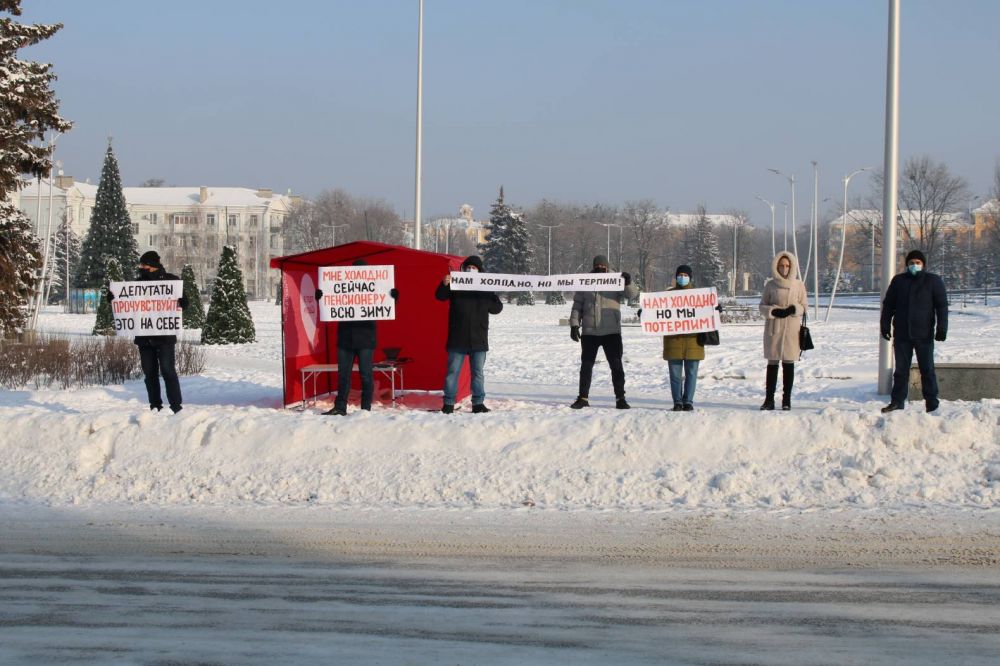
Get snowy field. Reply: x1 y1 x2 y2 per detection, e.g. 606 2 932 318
2 297 998 514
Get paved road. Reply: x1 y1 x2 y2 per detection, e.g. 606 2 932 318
3 552 1000 665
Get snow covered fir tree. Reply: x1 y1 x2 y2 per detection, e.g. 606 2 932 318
0 203 42 337
687 207 726 291
0 0 72 336
75 141 139 289
201 245 255 344
180 264 205 329
479 186 536 305
92 257 122 336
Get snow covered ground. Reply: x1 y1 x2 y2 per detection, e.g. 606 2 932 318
2 298 998 514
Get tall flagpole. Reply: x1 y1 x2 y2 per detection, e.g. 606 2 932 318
413 0 424 250
878 0 901 394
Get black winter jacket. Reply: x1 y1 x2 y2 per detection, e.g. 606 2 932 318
133 268 184 347
435 282 503 351
880 270 948 341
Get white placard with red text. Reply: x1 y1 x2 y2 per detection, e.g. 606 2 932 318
317 265 395 322
639 287 720 336
109 280 183 337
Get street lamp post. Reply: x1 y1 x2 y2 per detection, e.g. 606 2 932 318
825 166 873 321
538 224 562 275
811 161 820 319
781 201 788 251
878 0 901 395
330 223 348 247
755 195 776 257
599 223 621 263
768 169 801 279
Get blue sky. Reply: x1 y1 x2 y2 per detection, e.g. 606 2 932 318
19 0 1000 222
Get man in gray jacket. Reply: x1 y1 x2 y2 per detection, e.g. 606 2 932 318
569 255 639 409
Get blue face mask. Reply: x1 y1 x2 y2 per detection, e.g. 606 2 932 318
907 263 922 275
676 275 690 287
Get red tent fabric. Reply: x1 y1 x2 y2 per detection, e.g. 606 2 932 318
270 241 469 408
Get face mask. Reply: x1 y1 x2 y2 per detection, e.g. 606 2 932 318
676 275 690 287
907 263 922 275
594 266 608 273
463 266 478 273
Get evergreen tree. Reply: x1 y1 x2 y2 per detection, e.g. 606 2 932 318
92 257 121 336
47 216 81 304
0 0 73 198
0 202 42 336
545 291 566 305
689 207 725 290
75 142 139 288
180 264 205 329
479 186 535 305
202 245 255 344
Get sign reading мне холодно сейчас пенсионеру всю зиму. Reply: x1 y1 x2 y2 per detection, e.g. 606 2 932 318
317 265 395 322
448 272 624 292
639 287 720 336
109 280 183 337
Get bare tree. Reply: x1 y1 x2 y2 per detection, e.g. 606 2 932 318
871 156 970 263
621 199 663 289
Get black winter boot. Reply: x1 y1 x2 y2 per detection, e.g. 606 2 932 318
760 364 778 410
781 362 794 410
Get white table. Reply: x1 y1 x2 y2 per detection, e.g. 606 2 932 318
300 362 406 409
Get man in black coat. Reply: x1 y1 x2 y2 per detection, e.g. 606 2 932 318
880 249 949 413
314 259 398 415
435 255 503 414
131 251 188 413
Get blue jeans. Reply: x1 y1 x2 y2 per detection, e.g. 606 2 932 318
335 346 374 409
890 338 937 405
443 349 487 406
668 359 699 406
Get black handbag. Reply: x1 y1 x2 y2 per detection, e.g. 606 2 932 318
799 311 815 352
697 330 720 346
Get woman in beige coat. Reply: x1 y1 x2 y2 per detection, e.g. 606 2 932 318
758 251 808 410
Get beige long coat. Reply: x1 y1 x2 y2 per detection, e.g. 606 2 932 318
758 252 809 362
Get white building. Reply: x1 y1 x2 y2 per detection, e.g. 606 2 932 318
18 177 299 299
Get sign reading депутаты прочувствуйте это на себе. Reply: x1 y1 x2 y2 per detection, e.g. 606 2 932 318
639 287 720 336
317 265 395 322
448 272 624 292
109 280 184 336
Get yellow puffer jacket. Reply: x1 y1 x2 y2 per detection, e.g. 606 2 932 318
661 283 705 361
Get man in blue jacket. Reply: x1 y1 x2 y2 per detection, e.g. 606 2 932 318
880 249 949 413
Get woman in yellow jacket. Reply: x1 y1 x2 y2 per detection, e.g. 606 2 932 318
662 265 704 412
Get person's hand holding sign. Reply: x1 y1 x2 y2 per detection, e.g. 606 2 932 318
442 274 451 286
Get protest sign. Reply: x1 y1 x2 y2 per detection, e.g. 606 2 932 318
639 287 720 336
317 264 395 322
448 272 624 292
109 280 183 337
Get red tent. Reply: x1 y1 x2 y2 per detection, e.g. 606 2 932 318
270 241 470 408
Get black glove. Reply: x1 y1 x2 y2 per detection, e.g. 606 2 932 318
636 309 642 318
177 297 188 309
881 330 891 341
390 288 399 300
715 304 724 313
570 325 580 342
771 307 790 319
621 271 631 286
105 288 114 302
935 330 946 342
314 289 323 301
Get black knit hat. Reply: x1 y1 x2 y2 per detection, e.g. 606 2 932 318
905 249 926 265
675 264 693 277
462 255 484 271
138 250 161 267
352 258 368 266
592 255 609 269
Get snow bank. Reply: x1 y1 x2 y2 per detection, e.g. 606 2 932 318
2 300 998 512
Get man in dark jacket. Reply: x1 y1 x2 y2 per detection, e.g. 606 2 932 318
131 250 188 413
315 259 398 415
435 255 503 414
880 249 949 413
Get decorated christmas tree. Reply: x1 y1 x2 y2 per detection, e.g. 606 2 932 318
180 264 205 329
201 245 255 344
47 216 81 304
479 186 535 305
92 257 122 336
75 141 139 288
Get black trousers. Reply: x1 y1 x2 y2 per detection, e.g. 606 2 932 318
335 346 374 409
138 343 182 409
578 333 626 399
890 337 938 404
